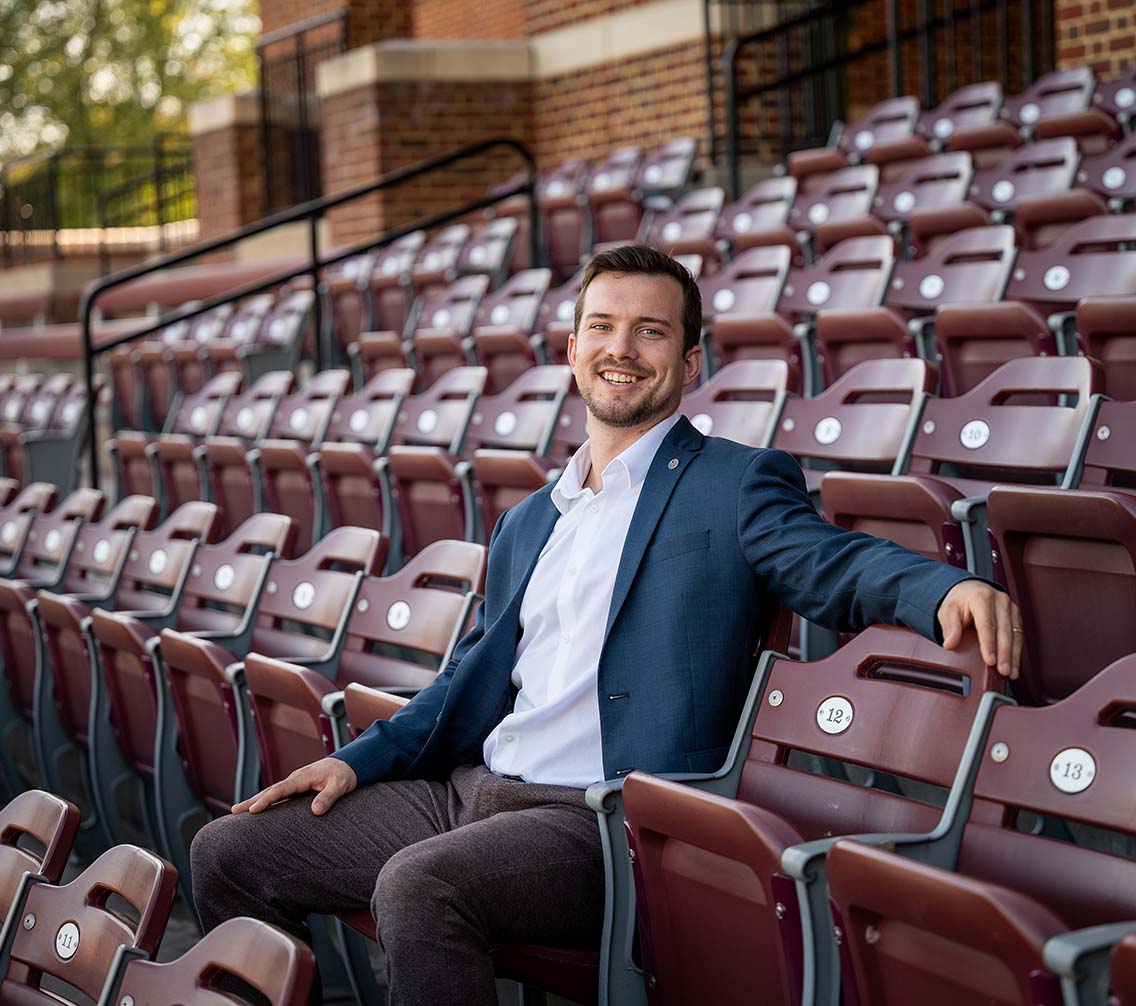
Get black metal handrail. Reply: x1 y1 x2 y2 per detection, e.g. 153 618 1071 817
721 0 1053 198
79 136 539 490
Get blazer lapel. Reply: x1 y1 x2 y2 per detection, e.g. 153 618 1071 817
603 416 704 644
507 487 560 609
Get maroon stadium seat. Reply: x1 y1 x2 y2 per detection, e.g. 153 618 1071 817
456 217 518 290
717 176 798 256
1074 398 1136 490
826 651 1136 1006
935 300 1053 397
103 916 316 1006
820 356 1102 572
319 366 486 544
468 267 552 394
915 80 1003 144
356 231 426 356
999 65 1096 133
109 370 242 510
1114 935 1136 1006
815 224 1016 383
536 267 586 365
244 539 487 786
787 164 880 256
679 359 794 448
535 159 591 281
641 187 726 270
1011 186 1107 251
1076 297 1136 400
32 501 220 769
0 844 176 1006
385 365 571 552
699 245 791 370
620 625 998 1006
585 146 645 245
151 370 293 521
1078 131 1136 208
0 482 59 576
87 513 296 847
969 137 1080 216
773 357 937 492
244 370 352 551
204 289 315 384
712 235 895 393
319 253 377 366
0 790 79 895
410 223 472 295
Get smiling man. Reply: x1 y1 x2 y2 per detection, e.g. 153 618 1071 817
192 244 1021 1006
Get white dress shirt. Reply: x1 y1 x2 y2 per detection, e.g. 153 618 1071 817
483 413 680 787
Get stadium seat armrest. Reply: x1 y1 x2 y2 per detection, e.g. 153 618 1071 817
287 571 366 677
780 832 933 883
948 495 986 524
0 871 47 976
1043 922 1136 1006
585 771 728 815
321 690 352 750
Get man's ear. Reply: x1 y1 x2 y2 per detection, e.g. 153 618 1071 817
567 331 578 370
683 344 702 387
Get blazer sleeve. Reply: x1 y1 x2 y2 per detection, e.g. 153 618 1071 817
737 449 980 640
331 513 505 786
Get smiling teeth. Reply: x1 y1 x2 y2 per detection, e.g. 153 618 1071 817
602 372 639 384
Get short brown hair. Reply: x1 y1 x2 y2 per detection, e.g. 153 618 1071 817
574 244 702 353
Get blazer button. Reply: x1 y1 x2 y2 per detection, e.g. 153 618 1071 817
667 458 679 470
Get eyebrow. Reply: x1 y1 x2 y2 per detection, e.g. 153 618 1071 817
583 312 674 328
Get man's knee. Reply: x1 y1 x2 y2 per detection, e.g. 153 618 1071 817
372 842 455 942
191 814 257 899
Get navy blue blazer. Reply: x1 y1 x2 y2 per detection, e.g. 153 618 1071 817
334 417 973 786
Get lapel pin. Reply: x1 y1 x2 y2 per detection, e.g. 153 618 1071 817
667 458 679 470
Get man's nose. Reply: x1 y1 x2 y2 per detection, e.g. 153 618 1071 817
603 325 638 359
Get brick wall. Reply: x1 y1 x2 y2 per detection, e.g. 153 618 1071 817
259 0 412 46
191 122 265 241
259 0 344 37
414 0 525 39
521 0 654 37
532 39 709 167
1055 0 1136 75
321 75 533 247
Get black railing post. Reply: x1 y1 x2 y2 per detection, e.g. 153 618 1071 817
723 39 741 201
154 134 167 254
888 0 901 96
703 0 718 166
295 36 312 203
527 177 541 270
46 153 60 260
308 213 324 372
259 54 274 217
0 164 10 269
1022 0 1035 84
920 0 936 109
997 0 1008 85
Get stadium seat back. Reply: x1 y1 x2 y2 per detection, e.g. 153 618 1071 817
907 356 1101 479
586 145 645 245
0 791 78 897
17 374 70 430
321 253 375 358
0 845 176 1005
1079 131 1136 205
917 80 1003 142
936 301 1051 397
211 370 295 442
108 916 316 1006
775 358 936 469
457 217 518 285
700 245 791 325
778 233 895 318
644 186 725 248
970 137 1079 212
1000 65 1095 131
837 95 920 156
1078 398 1136 487
263 369 350 445
0 483 57 572
887 223 1016 314
169 370 243 438
534 268 585 365
411 223 472 293
10 488 104 584
715 176 797 242
366 231 425 337
680 360 792 448
787 164 879 233
471 268 552 393
463 365 572 454
636 136 697 195
988 485 1136 704
323 368 415 450
873 151 974 222
391 365 488 451
411 274 492 389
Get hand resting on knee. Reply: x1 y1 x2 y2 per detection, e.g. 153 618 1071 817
232 757 358 816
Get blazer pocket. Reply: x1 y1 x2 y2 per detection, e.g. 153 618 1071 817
684 744 729 773
642 529 711 568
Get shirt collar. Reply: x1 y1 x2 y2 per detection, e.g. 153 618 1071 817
551 412 681 515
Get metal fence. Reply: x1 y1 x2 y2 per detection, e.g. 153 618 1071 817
258 10 348 216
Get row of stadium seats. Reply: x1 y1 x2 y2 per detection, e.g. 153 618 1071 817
0 373 97 493
0 788 313 1004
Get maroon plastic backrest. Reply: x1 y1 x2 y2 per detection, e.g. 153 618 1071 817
168 371 243 438
907 355 1101 476
12 488 105 582
715 177 797 240
458 217 517 277
113 916 315 1006
679 360 791 447
323 368 415 447
885 223 1017 315
987 485 1136 704
787 164 880 232
337 540 488 690
0 790 79 897
391 365 488 450
872 152 974 222
2 845 176 1004
17 374 70 430
952 654 1136 931
1000 65 1095 130
1006 213 1136 312
411 224 472 289
321 254 374 355
935 301 1051 397
539 159 590 204
586 146 643 198
1077 398 1136 488
472 268 551 333
838 96 920 155
56 496 159 596
1079 132 1136 204
1114 934 1136 1006
775 358 935 466
0 483 58 568
222 293 276 346
247 526 385 660
777 234 896 317
264 368 350 444
636 137 697 192
534 268 585 351
644 187 725 246
46 381 92 432
368 232 425 334
462 365 572 453
700 245 791 323
970 137 1079 211
211 370 295 440
917 80 1003 141
256 289 315 348
413 274 491 338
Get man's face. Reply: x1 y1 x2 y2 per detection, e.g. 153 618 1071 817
568 271 701 432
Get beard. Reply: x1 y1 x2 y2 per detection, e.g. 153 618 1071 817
578 367 673 429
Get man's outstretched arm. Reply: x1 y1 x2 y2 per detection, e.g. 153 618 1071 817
738 449 1022 677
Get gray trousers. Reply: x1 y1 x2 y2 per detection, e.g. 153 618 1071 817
191 764 605 1006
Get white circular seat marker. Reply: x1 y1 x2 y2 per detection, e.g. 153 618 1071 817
991 179 1016 204
1049 746 1096 794
1103 166 1127 191
55 921 79 960
190 406 208 432
148 549 168 576
387 600 412 630
349 409 370 433
93 539 111 564
1044 265 1070 291
490 304 511 326
919 274 945 300
712 289 736 313
959 419 991 449
293 581 316 610
814 417 842 445
417 410 439 434
806 281 831 306
494 412 518 437
732 212 754 233
214 564 235 591
662 221 683 242
44 529 62 554
817 695 854 734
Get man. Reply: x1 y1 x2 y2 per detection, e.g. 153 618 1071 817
193 244 1021 1005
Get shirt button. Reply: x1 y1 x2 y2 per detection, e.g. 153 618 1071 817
562 634 570 644
589 504 598 514
504 733 515 743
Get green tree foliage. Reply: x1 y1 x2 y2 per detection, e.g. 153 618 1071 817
0 0 261 162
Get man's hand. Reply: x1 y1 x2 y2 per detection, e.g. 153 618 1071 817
231 757 358 817
937 580 1022 679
